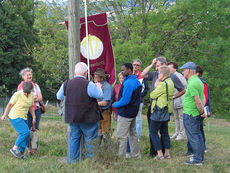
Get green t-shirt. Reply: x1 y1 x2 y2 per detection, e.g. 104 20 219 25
183 75 204 117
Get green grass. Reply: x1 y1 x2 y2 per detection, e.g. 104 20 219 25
0 113 230 173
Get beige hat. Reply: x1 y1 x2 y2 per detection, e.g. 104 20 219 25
94 68 109 78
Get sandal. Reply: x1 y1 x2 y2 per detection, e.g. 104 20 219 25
164 155 171 159
155 155 164 160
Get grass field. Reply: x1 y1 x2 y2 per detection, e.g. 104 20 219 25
0 110 230 173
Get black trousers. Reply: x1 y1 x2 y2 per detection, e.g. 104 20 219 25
147 105 165 155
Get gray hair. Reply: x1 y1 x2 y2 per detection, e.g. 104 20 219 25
156 56 167 65
19 67 33 77
22 82 33 93
75 62 88 74
133 59 142 66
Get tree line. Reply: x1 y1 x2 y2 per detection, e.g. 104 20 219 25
0 0 230 118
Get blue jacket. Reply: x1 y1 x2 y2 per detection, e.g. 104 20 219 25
113 75 142 118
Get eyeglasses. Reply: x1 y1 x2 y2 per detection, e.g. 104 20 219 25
133 64 140 67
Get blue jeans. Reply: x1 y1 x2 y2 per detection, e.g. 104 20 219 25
69 122 99 163
126 103 143 153
183 114 205 162
28 107 42 130
149 120 170 151
9 118 30 153
187 117 206 155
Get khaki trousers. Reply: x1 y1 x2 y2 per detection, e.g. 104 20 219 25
117 116 141 158
173 108 185 137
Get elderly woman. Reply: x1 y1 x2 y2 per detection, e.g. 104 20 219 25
1 82 36 159
149 66 174 160
17 67 43 153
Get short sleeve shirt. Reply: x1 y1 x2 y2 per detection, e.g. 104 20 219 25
100 81 113 110
9 90 34 120
183 75 204 117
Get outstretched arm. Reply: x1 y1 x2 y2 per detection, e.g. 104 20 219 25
1 103 13 121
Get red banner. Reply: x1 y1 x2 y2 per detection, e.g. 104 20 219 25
65 13 116 84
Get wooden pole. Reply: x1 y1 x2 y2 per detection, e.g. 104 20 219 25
67 0 80 163
68 0 80 79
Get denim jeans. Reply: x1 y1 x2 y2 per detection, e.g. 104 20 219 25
126 103 143 153
183 113 205 162
9 118 30 153
69 122 99 163
149 120 170 151
136 103 143 140
187 117 206 155
28 107 42 130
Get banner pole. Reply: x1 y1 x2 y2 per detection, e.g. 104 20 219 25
84 0 90 80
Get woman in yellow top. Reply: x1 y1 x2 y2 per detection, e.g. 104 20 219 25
149 66 175 160
1 82 36 159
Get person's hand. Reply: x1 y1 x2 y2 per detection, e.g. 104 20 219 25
95 82 102 91
152 58 157 66
201 114 206 118
113 113 117 121
1 115 6 121
32 124 36 132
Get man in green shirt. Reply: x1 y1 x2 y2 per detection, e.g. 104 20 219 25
180 62 205 165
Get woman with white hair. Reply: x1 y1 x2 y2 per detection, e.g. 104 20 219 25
17 67 43 154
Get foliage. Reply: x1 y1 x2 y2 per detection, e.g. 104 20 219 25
0 0 38 96
32 1 69 101
86 0 230 118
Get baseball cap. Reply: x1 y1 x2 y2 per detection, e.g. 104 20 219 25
180 62 196 70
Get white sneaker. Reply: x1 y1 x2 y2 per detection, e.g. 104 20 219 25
170 133 178 139
175 134 185 141
126 153 131 159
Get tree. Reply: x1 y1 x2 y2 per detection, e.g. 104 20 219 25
32 1 69 100
0 0 38 96
85 0 230 118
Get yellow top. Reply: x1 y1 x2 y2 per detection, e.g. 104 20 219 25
8 90 34 120
150 78 175 113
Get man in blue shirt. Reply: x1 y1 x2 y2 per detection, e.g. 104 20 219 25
113 63 142 158
94 68 113 143
56 62 103 163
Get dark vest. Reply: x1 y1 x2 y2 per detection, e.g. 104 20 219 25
65 77 101 123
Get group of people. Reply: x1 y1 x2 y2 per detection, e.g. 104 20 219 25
55 56 210 165
1 68 43 159
1 56 211 166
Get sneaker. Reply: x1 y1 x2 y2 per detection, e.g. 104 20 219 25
184 153 193 158
21 155 27 160
10 148 23 159
204 150 207 153
184 160 203 165
170 133 178 139
125 153 131 159
175 134 185 141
